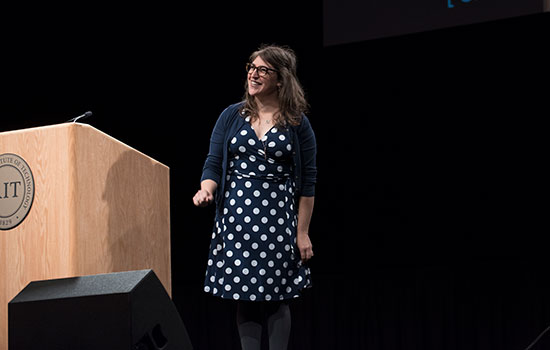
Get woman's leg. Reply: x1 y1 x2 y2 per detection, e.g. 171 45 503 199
237 301 263 350
266 302 291 350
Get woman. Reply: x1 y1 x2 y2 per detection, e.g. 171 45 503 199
193 44 317 350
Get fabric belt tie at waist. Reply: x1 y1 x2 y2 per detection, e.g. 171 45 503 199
229 169 291 183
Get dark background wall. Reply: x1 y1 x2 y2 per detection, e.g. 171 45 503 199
1 2 549 349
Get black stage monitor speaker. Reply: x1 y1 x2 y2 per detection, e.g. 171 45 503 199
9 269 193 350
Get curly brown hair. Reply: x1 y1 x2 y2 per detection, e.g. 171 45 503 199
241 44 309 127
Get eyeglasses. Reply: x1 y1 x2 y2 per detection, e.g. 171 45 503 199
246 63 278 77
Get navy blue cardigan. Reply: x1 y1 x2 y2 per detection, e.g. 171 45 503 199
201 102 317 214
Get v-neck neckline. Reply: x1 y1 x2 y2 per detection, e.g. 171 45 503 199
247 117 274 142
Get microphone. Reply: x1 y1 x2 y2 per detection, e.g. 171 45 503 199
66 111 93 123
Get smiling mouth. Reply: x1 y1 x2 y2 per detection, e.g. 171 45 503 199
250 80 262 86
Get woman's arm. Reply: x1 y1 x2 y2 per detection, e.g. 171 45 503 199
193 105 235 207
193 179 218 207
296 196 315 262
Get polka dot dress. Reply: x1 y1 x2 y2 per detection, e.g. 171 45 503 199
204 116 312 301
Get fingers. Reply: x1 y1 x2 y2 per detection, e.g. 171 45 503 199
193 189 213 207
300 246 314 262
297 235 314 263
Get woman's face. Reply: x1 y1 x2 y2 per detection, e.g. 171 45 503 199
247 56 279 99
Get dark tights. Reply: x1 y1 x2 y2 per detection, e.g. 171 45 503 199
236 301 291 350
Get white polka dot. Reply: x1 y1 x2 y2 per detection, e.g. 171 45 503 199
279 135 286 141
245 181 252 188
243 233 250 240
258 164 266 171
240 130 248 136
262 182 270 189
278 201 285 208
243 251 250 258
269 226 276 233
260 234 268 241
270 209 277 216
204 286 210 292
240 162 248 169
242 285 249 292
237 190 243 197
253 207 260 214
251 260 258 267
249 155 256 162
278 218 285 225
236 207 243 214
244 198 252 206
226 250 233 257
267 278 274 284
253 190 261 197
252 225 259 232
234 259 241 266
236 225 242 232
229 199 236 206
242 268 249 275
233 293 240 300
268 141 276 148
271 128 278 133
248 139 256 146
271 191 277 198
225 267 233 274
250 295 256 301
225 285 232 291
277 235 284 242
231 137 237 144
244 216 251 223
233 276 241 283
261 217 268 224
252 243 259 250
275 151 283 157
262 199 269 206
239 146 246 153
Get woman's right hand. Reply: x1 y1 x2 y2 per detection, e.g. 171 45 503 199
193 189 214 207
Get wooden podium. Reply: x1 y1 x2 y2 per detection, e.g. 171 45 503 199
0 123 171 350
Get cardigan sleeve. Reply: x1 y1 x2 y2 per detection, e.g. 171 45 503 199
297 116 317 197
200 107 229 186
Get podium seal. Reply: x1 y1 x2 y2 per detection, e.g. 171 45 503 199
0 153 35 230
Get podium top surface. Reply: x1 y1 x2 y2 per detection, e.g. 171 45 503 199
0 122 168 169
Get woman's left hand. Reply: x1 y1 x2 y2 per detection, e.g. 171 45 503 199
297 233 314 263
